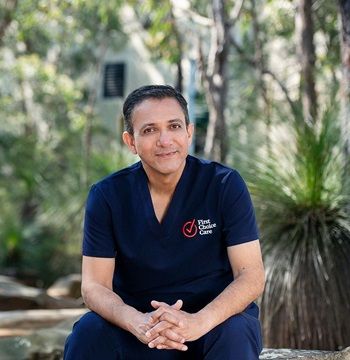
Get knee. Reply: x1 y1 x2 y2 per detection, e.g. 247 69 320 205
202 313 262 359
64 311 118 359
70 311 110 340
224 313 262 347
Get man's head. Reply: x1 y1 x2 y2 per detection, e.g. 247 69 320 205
122 85 193 178
123 85 190 135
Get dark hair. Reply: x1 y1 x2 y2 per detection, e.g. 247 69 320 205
123 85 190 134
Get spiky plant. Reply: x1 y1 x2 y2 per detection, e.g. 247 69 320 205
247 107 350 350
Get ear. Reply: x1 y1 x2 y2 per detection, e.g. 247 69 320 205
122 131 137 154
187 123 194 144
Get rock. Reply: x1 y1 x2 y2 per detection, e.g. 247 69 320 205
0 322 349 360
0 275 44 310
0 308 88 337
0 315 85 360
0 276 83 311
260 348 350 359
47 274 82 299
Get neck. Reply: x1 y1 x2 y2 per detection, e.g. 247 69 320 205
143 161 186 195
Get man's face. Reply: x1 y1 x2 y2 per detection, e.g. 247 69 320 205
123 97 193 178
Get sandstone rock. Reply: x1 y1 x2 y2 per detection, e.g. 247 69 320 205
0 315 84 360
260 347 350 359
47 274 82 299
0 275 44 310
0 305 348 360
0 276 83 311
0 308 88 337
0 330 349 360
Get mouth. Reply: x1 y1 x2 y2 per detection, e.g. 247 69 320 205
155 150 178 158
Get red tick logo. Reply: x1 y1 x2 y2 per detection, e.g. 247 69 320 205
182 219 198 238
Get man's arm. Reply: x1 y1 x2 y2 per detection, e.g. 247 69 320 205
81 256 138 332
81 256 186 348
147 240 265 347
196 239 265 333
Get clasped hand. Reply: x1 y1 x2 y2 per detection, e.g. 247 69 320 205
134 299 206 351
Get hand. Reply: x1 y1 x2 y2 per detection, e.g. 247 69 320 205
128 300 186 351
146 300 208 350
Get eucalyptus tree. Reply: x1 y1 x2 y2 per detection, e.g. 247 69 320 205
339 0 350 172
296 0 318 122
0 0 129 284
132 0 245 162
243 0 350 350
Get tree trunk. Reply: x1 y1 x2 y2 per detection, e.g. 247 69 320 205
175 58 183 93
203 0 230 162
251 0 272 152
296 0 318 123
170 8 184 93
82 43 107 187
339 0 350 166
0 0 17 44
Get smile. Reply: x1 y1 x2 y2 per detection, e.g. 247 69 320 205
156 151 178 157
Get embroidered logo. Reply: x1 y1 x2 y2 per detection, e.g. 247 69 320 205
182 218 217 238
182 219 198 238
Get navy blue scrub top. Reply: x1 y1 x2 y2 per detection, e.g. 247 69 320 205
83 155 259 314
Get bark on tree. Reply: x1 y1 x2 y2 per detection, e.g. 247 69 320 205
0 0 18 44
170 8 184 93
251 0 272 151
202 0 231 162
83 43 108 187
339 0 350 163
171 0 243 162
296 0 318 123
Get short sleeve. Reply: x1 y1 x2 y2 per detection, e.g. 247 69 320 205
221 171 259 247
82 184 117 257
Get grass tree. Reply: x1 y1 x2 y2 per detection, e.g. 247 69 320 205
247 106 350 350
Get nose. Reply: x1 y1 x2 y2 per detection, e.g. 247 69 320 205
157 130 172 147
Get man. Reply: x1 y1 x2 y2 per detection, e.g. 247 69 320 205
64 85 265 359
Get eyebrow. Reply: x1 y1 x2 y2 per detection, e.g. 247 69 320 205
139 118 185 131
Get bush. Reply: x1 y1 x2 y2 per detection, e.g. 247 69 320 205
247 107 350 350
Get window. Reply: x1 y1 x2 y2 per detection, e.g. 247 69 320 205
103 63 125 98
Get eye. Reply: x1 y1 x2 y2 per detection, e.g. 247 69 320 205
143 127 157 134
170 123 182 130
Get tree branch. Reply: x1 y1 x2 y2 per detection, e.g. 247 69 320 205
198 37 209 85
170 1 213 27
227 0 245 27
0 0 18 44
230 32 298 116
261 69 298 115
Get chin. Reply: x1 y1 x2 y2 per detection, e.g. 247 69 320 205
156 164 181 175
155 158 185 175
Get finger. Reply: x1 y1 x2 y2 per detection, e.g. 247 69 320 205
149 307 168 323
151 299 182 310
161 328 186 344
148 335 166 348
156 344 181 350
172 299 183 310
145 321 173 338
159 311 184 327
157 339 188 351
149 303 177 323
149 301 183 324
151 300 171 309
149 336 188 351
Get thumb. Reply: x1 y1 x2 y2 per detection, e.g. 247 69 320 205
172 299 183 310
150 300 161 309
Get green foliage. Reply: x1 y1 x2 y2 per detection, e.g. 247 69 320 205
246 106 350 350
132 0 182 65
0 0 130 286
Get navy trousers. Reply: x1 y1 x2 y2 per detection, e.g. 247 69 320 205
64 310 262 360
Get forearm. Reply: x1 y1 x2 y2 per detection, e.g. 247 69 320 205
196 269 265 334
82 282 142 333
